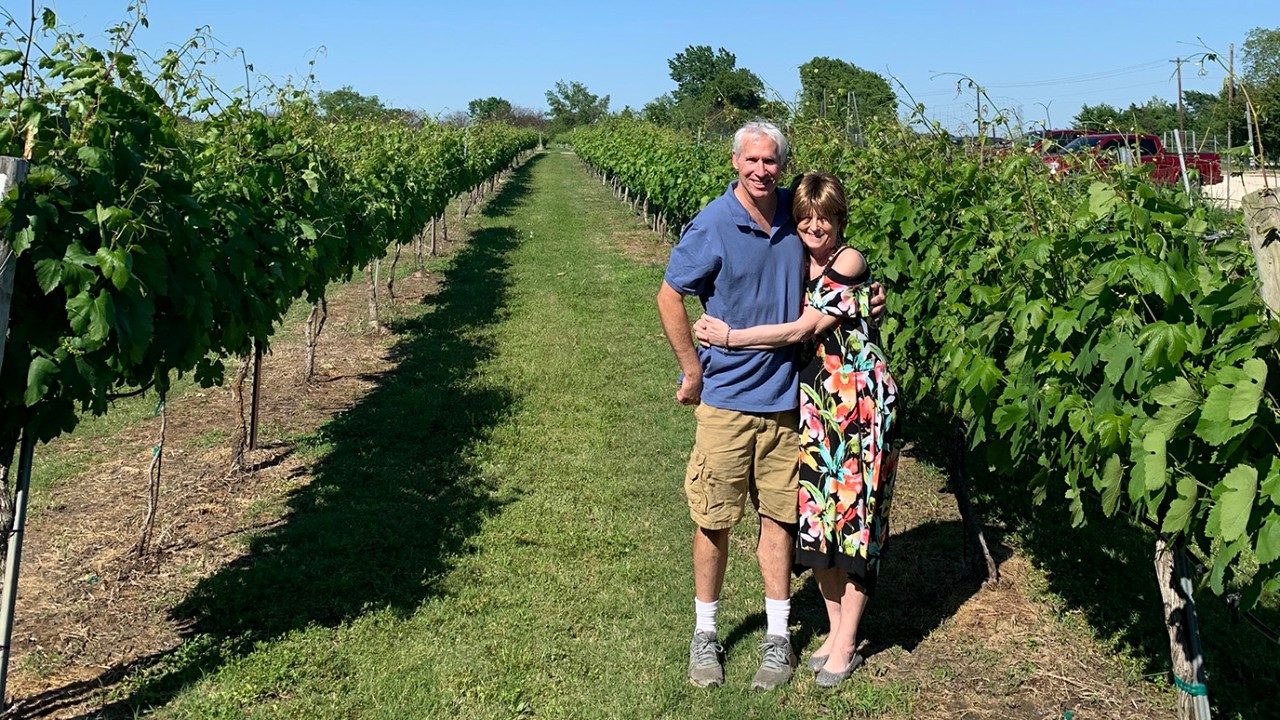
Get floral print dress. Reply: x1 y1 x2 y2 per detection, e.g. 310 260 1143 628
794 248 900 591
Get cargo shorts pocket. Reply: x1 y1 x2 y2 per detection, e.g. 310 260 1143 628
684 449 709 515
685 450 745 530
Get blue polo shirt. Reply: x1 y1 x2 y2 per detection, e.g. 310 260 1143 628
663 182 805 413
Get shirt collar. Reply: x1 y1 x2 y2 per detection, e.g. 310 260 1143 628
725 181 792 236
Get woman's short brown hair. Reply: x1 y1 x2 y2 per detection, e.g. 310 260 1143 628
791 172 848 231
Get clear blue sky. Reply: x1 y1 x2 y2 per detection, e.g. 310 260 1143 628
16 1 1277 133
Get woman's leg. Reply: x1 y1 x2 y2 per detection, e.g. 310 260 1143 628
812 566 845 657
821 576 869 672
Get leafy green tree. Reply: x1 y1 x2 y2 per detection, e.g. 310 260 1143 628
545 80 610 134
664 45 765 133
797 57 896 128
317 85 385 121
1243 27 1280 83
642 93 678 126
1074 102 1124 131
506 105 550 131
468 96 513 123
1241 26 1280 158
1073 97 1176 135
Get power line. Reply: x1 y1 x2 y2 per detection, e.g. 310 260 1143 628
984 59 1170 89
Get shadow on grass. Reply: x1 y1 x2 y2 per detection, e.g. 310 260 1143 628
719 426 1004 664
78 157 543 719
784 520 997 661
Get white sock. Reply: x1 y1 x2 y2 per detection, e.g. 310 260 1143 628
694 598 718 635
765 597 791 638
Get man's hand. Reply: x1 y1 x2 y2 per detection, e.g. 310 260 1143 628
692 313 730 348
867 281 887 325
657 281 706 407
676 372 703 405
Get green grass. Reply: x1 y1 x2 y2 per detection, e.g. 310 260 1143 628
100 152 914 718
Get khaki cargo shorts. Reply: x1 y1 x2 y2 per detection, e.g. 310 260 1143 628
684 403 800 530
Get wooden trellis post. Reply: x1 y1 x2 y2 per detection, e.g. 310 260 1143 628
0 157 29 370
0 155 31 709
1154 538 1211 720
1243 188 1280 316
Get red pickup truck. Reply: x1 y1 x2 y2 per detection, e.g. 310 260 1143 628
1043 133 1221 186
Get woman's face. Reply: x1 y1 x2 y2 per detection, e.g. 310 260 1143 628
796 212 838 256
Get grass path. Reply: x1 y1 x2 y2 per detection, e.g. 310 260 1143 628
118 150 814 718
74 150 1270 719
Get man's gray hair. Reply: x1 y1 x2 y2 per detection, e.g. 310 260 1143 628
732 121 789 169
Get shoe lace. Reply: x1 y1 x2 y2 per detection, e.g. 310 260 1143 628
692 635 722 666
760 638 791 670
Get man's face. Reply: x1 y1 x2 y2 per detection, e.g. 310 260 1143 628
731 134 781 202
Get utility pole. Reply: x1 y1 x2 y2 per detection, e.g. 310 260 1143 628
1171 57 1187 146
1171 57 1191 196
1227 43 1235 209
975 84 982 138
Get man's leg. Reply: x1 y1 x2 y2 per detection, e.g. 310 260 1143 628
757 514 793 600
689 525 730 688
750 410 801 691
685 405 752 688
693 526 730 603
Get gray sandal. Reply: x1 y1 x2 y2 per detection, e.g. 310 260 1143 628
815 652 865 688
806 654 828 673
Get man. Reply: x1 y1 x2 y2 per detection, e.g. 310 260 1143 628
658 122 885 691
656 120 794 692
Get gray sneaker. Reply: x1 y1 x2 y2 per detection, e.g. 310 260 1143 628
688 631 724 687
751 634 797 691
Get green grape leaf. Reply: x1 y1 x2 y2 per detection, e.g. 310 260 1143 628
1161 476 1199 535
1088 181 1119 217
1262 462 1280 506
25 356 57 406
1150 376 1196 406
1100 453 1123 516
33 258 63 294
1194 384 1249 445
1142 429 1167 493
11 225 33 254
66 291 93 334
1220 358 1267 422
1257 512 1280 565
1138 322 1187 368
1098 333 1137 386
88 291 114 344
993 403 1027 434
1210 538 1246 595
1095 413 1130 450
1210 464 1258 542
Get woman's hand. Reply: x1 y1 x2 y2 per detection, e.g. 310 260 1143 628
693 313 731 348
868 282 887 324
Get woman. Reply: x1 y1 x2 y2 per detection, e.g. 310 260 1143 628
693 172 899 688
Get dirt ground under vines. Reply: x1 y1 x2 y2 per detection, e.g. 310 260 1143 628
4 235 458 718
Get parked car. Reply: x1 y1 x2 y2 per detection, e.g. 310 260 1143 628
1026 129 1086 154
1044 133 1222 186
